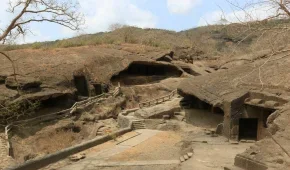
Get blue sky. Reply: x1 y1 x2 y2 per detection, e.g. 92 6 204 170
0 0 269 43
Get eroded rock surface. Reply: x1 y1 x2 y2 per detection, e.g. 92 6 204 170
5 76 42 90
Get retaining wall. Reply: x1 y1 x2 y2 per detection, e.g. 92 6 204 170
117 108 139 128
6 126 132 170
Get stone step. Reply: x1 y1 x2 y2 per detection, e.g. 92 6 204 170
180 156 185 162
132 120 144 123
133 125 145 127
132 121 146 128
133 122 144 124
174 112 185 116
174 115 185 121
133 124 145 126
224 166 245 170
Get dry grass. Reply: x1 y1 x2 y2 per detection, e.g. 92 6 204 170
1 19 290 58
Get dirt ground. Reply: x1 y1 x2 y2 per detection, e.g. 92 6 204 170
40 120 253 170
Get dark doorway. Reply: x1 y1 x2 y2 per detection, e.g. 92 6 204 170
239 118 258 140
111 62 182 86
74 76 89 96
93 84 102 95
213 107 224 116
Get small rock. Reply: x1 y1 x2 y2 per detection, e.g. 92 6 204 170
230 141 239 145
69 153 86 162
23 153 37 161
163 115 170 120
240 139 246 143
211 133 218 137
98 126 108 132
180 156 185 162
184 155 189 160
246 140 255 143
187 152 193 157
96 132 103 136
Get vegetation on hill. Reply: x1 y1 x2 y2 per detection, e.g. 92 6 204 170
1 19 290 58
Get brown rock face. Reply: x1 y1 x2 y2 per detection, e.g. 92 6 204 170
5 76 42 90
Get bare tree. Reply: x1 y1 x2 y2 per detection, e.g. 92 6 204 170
213 0 290 60
0 0 84 44
0 0 84 121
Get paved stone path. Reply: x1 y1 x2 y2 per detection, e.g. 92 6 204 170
60 129 174 170
61 160 180 170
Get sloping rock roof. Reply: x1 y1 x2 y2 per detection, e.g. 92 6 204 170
178 50 290 169
0 46 182 87
178 51 290 106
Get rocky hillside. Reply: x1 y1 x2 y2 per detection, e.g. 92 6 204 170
1 19 290 59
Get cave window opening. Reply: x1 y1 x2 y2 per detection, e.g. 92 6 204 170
41 96 71 108
93 84 102 95
74 76 89 97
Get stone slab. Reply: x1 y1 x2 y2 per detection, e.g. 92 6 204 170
118 129 160 147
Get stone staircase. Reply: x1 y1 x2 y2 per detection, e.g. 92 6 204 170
132 120 146 130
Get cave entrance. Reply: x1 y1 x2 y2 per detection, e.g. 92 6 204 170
239 118 258 141
242 105 276 140
93 84 102 95
74 76 89 97
111 62 182 85
181 95 224 128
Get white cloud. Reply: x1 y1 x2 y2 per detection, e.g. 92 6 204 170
167 0 201 14
61 0 157 37
198 3 276 26
18 30 52 44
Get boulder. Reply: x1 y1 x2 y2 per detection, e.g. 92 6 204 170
134 98 181 119
187 152 193 157
5 76 42 90
216 123 223 135
180 156 185 162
